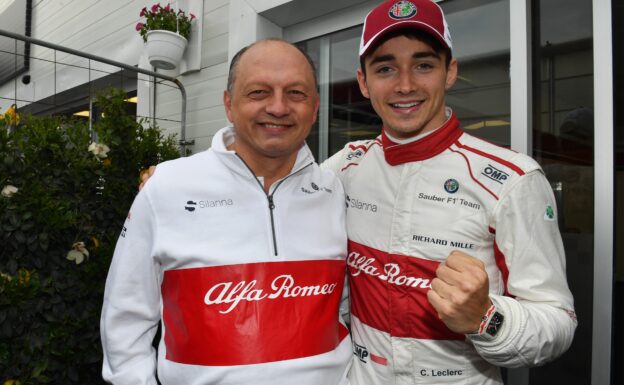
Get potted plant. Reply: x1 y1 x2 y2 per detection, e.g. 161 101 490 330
136 3 196 70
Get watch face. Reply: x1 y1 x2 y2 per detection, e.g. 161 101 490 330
486 311 504 337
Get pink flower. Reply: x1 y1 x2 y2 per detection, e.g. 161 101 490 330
139 6 147 16
190 13 196 20
151 3 160 13
164 4 171 11
135 22 144 31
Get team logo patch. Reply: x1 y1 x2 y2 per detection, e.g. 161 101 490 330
346 149 364 160
444 178 459 194
389 1 417 19
544 204 555 221
302 182 333 194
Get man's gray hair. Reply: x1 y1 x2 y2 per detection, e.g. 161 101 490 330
226 38 318 95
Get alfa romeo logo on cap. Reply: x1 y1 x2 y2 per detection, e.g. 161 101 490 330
389 1 417 20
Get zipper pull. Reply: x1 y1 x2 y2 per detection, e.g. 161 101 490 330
268 195 275 210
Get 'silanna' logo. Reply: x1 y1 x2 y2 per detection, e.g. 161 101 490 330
444 179 459 194
389 1 417 20
185 200 197 212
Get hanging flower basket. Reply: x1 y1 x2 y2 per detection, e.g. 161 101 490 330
145 30 188 70
136 3 196 70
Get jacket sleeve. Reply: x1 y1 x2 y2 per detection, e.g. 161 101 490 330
100 187 161 385
469 170 577 367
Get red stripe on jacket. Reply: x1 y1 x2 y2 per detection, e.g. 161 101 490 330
161 260 349 366
348 241 464 340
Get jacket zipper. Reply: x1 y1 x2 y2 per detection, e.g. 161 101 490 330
235 154 313 256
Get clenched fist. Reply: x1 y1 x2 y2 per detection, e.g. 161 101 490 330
427 251 492 334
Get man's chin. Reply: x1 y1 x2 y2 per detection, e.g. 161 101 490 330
259 142 301 159
385 124 426 139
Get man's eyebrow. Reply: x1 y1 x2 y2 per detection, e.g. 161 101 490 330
369 54 395 66
368 51 441 66
413 51 441 60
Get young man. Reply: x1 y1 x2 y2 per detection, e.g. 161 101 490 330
101 39 352 385
323 1 577 384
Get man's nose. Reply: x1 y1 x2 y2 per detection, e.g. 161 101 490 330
396 71 415 94
265 93 290 117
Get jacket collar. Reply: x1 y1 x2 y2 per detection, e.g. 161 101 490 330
211 125 315 179
381 112 463 165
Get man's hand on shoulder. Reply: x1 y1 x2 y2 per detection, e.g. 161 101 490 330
427 251 492 334
138 165 156 191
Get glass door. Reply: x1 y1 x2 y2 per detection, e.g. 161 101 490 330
296 0 511 161
531 0 594 383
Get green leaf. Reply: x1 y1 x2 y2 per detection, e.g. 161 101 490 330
3 155 14 166
9 212 19 226
14 230 26 243
22 222 36 231
31 358 48 378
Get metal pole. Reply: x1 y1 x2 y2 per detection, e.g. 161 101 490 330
0 28 193 155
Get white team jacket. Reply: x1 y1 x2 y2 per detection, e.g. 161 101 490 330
101 126 352 385
323 112 577 385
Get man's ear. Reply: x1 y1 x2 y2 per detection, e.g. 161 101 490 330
445 58 458 90
356 68 370 99
223 90 234 122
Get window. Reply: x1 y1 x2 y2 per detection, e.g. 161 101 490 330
531 0 594 383
0 0 32 85
297 0 511 161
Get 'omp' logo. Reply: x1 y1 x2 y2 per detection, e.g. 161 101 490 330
353 342 369 363
482 164 510 184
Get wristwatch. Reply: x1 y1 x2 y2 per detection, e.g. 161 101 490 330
485 311 504 337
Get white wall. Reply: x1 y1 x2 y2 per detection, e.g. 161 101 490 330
0 0 233 153
152 0 231 150
0 0 372 153
0 0 146 111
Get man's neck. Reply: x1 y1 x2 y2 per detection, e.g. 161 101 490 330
228 142 298 193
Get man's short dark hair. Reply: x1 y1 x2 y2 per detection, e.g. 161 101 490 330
226 38 318 94
359 28 452 77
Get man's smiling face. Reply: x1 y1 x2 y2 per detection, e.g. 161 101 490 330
357 34 457 139
224 40 319 162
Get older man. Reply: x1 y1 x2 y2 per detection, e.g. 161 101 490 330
101 39 352 385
